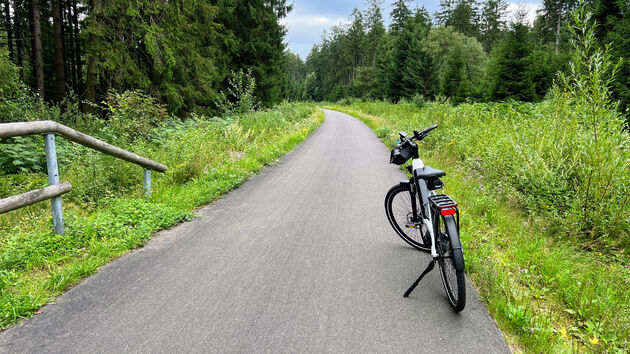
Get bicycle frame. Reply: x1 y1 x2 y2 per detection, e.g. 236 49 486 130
410 158 439 258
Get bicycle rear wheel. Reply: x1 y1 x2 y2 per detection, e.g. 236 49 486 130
384 184 430 251
434 213 466 312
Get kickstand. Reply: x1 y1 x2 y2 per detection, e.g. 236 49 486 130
403 259 435 298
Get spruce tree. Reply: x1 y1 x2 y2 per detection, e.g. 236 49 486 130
389 0 411 35
450 0 479 38
480 0 508 52
388 0 412 100
402 7 434 98
435 0 456 25
365 0 386 67
488 22 536 101
441 45 469 104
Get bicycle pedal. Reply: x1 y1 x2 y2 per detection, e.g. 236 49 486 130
405 223 420 228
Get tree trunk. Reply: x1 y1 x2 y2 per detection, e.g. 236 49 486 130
52 0 66 100
64 0 76 90
555 1 562 55
31 0 44 98
85 0 100 108
72 0 82 97
13 0 23 78
3 0 14 63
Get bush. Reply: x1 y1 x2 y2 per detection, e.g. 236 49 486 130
411 93 425 109
104 90 168 143
216 68 259 114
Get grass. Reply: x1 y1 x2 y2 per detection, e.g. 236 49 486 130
328 102 629 353
0 103 324 329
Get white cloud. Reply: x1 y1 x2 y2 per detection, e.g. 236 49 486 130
282 14 346 28
505 2 543 26
282 12 348 58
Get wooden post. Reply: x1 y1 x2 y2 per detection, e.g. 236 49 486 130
144 169 151 197
44 133 64 235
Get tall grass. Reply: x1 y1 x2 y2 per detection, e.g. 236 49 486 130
326 12 629 350
0 102 322 329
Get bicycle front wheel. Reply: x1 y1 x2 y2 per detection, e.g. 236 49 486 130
434 213 466 312
384 184 430 251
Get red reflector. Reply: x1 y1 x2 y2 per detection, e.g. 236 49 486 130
441 208 456 216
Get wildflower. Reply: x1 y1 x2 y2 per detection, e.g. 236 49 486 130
589 337 599 345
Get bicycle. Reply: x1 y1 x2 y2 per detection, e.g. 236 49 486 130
384 124 466 312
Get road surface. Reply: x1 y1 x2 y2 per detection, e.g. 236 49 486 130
0 109 509 353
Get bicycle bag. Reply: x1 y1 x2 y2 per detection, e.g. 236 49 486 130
390 143 414 165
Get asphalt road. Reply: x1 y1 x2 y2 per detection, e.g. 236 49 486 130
0 109 509 353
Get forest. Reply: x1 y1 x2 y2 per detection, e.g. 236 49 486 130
287 0 630 114
1 0 629 115
0 0 291 114
0 0 629 352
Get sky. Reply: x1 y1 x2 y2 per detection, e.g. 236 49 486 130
282 0 543 59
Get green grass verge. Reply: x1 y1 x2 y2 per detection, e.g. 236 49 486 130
327 103 629 353
0 104 324 330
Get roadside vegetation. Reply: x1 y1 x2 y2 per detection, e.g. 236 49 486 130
328 11 629 352
0 90 322 329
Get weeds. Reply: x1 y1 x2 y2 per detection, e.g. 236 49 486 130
0 102 322 329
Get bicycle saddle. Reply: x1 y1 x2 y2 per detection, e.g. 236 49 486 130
414 165 446 179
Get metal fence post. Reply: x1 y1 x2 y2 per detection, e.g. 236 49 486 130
144 169 151 197
44 133 64 235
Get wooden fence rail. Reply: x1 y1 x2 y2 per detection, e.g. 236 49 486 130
0 121 167 172
0 120 168 235
0 182 72 214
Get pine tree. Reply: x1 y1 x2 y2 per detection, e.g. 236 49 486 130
388 0 412 100
365 0 386 66
435 0 456 25
389 0 411 35
480 0 508 52
441 45 469 103
401 7 434 98
450 0 479 38
374 36 392 99
215 0 292 107
347 8 367 80
488 23 536 101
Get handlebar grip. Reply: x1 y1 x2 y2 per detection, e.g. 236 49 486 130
421 124 438 135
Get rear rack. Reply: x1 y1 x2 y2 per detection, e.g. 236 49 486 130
428 194 458 209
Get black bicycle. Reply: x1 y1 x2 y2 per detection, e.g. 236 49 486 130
384 124 466 312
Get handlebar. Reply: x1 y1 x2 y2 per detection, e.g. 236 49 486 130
404 123 438 142
417 124 438 138
398 123 438 146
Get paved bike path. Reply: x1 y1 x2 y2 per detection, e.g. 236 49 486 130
0 109 509 353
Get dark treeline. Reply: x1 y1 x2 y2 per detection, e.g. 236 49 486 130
287 0 630 112
0 0 290 114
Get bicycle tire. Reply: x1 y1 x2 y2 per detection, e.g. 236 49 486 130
434 213 466 312
384 184 431 252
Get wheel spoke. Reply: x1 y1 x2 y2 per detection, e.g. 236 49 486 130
386 186 429 250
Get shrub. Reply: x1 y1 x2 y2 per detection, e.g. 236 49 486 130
104 90 169 144
411 93 425 109
216 68 259 114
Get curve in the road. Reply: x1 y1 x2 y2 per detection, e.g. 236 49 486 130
0 109 509 353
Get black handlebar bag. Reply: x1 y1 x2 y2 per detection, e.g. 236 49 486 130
390 143 414 165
